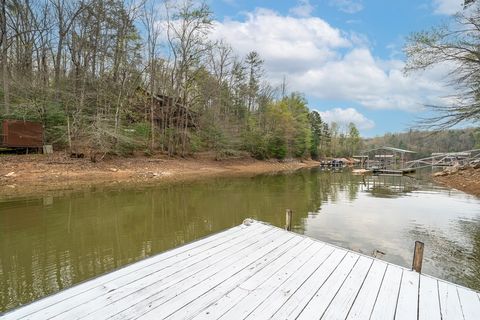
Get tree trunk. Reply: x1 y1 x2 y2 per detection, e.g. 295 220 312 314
150 58 156 150
2 42 8 114
1 0 9 114
54 35 64 98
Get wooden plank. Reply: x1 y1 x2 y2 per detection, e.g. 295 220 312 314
27 223 274 320
370 264 403 320
296 252 359 319
216 241 327 320
270 249 347 319
418 275 441 320
346 260 387 320
438 280 464 320
68 227 286 320
395 269 420 319
412 241 424 273
457 286 480 320
240 246 336 320
134 233 303 320
2 222 264 320
285 209 292 231
108 231 299 319
5 221 479 320
321 256 373 320
173 239 325 320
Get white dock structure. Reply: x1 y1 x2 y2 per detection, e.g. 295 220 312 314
2 220 480 319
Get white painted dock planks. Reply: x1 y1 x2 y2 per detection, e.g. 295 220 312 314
2 220 479 320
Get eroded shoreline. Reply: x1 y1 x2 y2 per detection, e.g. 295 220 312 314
0 152 320 198
433 167 480 198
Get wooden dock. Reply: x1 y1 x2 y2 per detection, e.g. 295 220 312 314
372 168 416 175
2 220 480 319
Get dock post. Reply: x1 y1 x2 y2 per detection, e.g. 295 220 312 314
285 209 292 231
412 241 424 273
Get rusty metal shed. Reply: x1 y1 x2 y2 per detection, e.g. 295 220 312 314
1 120 43 148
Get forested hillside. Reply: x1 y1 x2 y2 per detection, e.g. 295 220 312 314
0 0 362 160
364 128 480 158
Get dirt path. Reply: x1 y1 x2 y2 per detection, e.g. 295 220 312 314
433 167 480 198
0 152 320 198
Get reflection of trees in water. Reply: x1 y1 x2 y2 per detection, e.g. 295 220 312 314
289 169 361 232
309 169 360 206
408 221 480 291
0 168 362 312
5 169 477 310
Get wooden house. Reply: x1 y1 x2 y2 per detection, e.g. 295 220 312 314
133 87 197 130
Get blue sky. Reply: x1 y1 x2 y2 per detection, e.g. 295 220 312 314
205 0 465 136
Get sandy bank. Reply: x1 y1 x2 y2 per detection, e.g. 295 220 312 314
433 167 480 198
0 152 320 198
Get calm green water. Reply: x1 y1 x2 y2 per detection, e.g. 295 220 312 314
1 168 480 312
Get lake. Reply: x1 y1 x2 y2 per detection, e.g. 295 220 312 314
1 168 479 312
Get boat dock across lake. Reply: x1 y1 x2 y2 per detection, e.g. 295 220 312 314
2 220 479 319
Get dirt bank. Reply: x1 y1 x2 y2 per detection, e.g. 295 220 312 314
0 152 320 198
434 167 480 198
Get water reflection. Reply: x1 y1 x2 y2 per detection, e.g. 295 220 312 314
407 216 480 291
0 168 479 312
360 174 420 198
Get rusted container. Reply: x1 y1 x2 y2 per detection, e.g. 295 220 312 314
1 120 43 148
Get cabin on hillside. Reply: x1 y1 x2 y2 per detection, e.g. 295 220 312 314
133 87 198 130
361 146 416 170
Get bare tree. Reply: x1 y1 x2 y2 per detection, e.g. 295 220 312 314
206 40 233 120
50 0 84 97
165 0 212 155
142 0 161 150
1 0 9 113
404 4 480 129
0 0 333 161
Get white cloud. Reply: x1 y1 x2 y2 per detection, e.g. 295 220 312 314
288 48 452 111
290 0 315 17
329 0 364 14
211 9 350 74
433 0 463 15
210 9 453 114
318 107 375 130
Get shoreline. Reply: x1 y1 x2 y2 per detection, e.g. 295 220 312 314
433 167 480 198
3 151 478 199
0 152 320 198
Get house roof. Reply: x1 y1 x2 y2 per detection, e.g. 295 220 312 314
362 146 416 154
